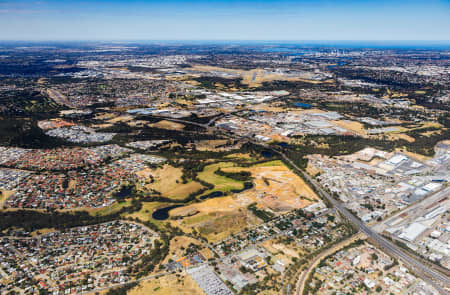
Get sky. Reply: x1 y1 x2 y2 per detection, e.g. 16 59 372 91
0 0 449 41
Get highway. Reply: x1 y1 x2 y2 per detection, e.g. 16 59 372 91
166 117 450 294
276 151 450 294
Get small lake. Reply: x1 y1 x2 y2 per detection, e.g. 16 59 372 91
114 185 133 199
231 182 254 194
294 102 312 108
152 204 183 220
199 191 224 200
261 151 273 158
199 182 254 200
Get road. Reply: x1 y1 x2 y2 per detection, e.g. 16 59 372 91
163 117 449 293
295 233 363 295
276 150 450 294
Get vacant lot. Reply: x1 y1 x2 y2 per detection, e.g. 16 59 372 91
149 120 185 130
127 273 204 295
138 165 204 200
170 195 261 243
331 120 367 137
164 236 204 264
171 160 318 242
189 65 327 87
222 161 318 212
194 139 230 151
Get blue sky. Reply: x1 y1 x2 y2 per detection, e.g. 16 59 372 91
1 0 449 41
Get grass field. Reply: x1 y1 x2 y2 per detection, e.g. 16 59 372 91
251 160 284 167
195 139 229 151
89 200 132 216
123 201 165 223
127 273 205 295
197 162 245 194
140 165 205 200
225 153 261 162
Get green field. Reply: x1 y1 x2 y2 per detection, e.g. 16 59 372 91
122 201 165 223
90 200 132 216
197 162 245 194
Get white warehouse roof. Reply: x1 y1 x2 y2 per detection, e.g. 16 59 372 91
399 222 427 242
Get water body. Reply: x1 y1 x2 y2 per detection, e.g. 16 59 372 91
261 151 273 158
114 185 133 200
263 47 297 53
294 102 312 108
152 204 183 220
199 182 254 200
199 191 224 200
231 182 254 194
153 183 255 220
327 61 347 69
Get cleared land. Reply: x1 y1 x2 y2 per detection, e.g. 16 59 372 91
170 196 262 243
188 65 329 87
331 120 367 137
139 164 204 200
164 236 204 264
223 161 318 212
149 120 185 130
127 273 205 295
194 139 229 152
171 160 318 242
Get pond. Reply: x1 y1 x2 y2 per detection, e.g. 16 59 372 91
113 185 133 200
199 182 254 200
231 182 254 194
199 191 224 200
294 102 312 108
152 204 183 220
261 151 273 158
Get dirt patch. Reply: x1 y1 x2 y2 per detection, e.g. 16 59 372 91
164 236 204 264
195 139 230 151
150 120 185 130
331 120 367 137
127 273 205 295
0 190 14 207
223 162 318 212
